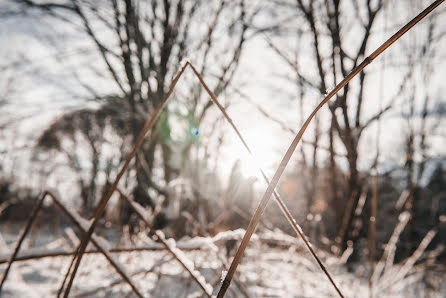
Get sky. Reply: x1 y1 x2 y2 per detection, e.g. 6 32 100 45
0 0 445 200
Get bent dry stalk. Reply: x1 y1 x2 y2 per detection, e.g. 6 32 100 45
0 190 144 298
0 192 45 292
188 63 343 296
63 62 190 297
216 1 445 297
58 1 444 294
62 61 331 296
116 188 213 297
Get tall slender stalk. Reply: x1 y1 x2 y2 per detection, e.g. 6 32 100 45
189 63 343 297
369 174 378 298
63 61 189 297
0 192 45 291
46 191 144 298
116 188 213 297
0 191 145 298
369 8 386 292
57 245 80 297
61 59 338 297
216 1 444 297
54 2 444 295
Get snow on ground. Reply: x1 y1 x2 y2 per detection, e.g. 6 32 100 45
0 248 348 297
0 226 444 297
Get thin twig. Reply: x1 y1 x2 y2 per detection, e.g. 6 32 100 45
373 210 411 281
57 245 80 297
369 7 387 292
0 192 45 292
0 191 144 298
117 188 213 297
216 1 444 297
73 255 172 298
378 216 445 292
233 86 346 157
0 246 198 265
46 191 144 298
62 57 325 297
62 61 189 298
188 63 344 297
369 174 378 298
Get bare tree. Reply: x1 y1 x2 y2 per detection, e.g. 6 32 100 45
268 0 445 252
17 0 258 217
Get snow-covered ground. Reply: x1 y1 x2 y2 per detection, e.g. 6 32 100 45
1 226 444 297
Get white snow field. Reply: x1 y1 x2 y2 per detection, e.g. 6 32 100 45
1 227 444 297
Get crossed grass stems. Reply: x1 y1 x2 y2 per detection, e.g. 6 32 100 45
0 188 251 297
1 1 444 297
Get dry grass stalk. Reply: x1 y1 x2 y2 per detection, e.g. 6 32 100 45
25 2 442 295
214 252 250 298
0 192 45 292
46 190 144 298
378 216 445 293
73 255 172 298
369 174 378 298
0 190 144 298
60 58 333 296
188 63 344 296
369 15 387 292
0 245 194 265
117 188 214 297
372 210 411 282
216 1 445 297
57 245 80 297
62 61 190 297
234 86 346 158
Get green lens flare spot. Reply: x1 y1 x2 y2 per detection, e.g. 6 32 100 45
191 127 199 136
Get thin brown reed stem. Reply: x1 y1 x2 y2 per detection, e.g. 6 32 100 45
233 86 346 157
116 188 213 297
0 246 199 264
336 187 360 251
216 1 444 297
47 191 144 298
73 255 172 298
378 216 445 292
0 192 45 292
369 7 387 292
62 61 189 298
369 174 378 298
215 253 250 298
188 63 343 296
0 191 144 298
62 58 324 297
57 245 80 297
373 210 411 281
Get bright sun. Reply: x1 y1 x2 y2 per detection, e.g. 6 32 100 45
222 131 278 179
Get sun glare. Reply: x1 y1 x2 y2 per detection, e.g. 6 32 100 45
222 131 278 179
239 151 264 178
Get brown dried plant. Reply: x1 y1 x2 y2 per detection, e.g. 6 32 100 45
1 1 443 297
217 1 444 297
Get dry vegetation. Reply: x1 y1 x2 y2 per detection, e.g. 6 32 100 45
1 0 446 297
